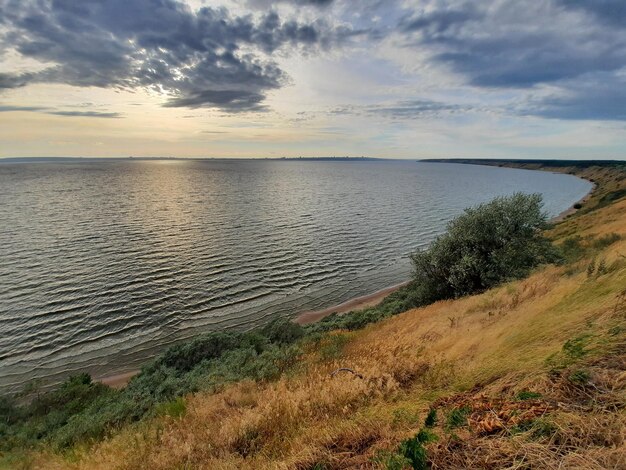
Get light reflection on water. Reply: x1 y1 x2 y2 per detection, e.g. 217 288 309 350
0 160 591 391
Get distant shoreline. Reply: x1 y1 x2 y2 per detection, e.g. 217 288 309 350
0 156 388 163
420 158 597 223
3 156 624 164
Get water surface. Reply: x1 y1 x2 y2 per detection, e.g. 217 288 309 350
0 160 591 391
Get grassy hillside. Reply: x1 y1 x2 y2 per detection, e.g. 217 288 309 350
4 162 625 469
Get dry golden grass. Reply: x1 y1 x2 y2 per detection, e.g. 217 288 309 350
22 169 626 470
29 198 625 470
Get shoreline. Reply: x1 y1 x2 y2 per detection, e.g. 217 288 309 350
426 160 597 224
550 180 596 223
95 167 595 390
96 280 411 388
98 370 139 389
294 281 410 325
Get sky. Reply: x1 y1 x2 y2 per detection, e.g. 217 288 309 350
0 0 625 159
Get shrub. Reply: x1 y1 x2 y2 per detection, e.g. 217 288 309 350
597 188 626 208
559 236 585 262
587 259 596 277
591 233 621 250
516 390 542 401
304 283 422 335
411 193 558 303
261 318 304 345
424 408 437 427
252 344 303 381
0 325 305 451
157 331 265 372
445 407 470 430
569 369 590 385
0 374 115 451
398 429 437 469
155 397 186 418
562 335 589 360
318 334 349 361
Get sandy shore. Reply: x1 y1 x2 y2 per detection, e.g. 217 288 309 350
294 281 410 325
96 281 410 388
98 370 139 389
550 181 596 223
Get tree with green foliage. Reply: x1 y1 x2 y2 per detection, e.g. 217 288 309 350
411 193 558 302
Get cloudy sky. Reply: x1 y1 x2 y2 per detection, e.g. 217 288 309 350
0 0 625 159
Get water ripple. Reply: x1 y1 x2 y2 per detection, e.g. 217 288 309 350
0 160 592 391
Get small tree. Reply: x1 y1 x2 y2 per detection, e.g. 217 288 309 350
411 193 557 303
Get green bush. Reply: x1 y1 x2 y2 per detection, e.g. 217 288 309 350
411 193 558 302
516 391 542 401
597 188 626 208
157 331 265 372
559 236 585 262
591 233 621 250
424 408 437 427
318 334 349 361
261 318 305 345
398 428 437 469
0 374 115 450
155 397 186 418
445 406 470 430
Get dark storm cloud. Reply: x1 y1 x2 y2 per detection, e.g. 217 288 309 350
246 0 334 8
558 0 626 26
398 1 626 88
0 104 122 117
0 0 349 111
0 72 35 89
519 75 626 121
163 89 267 112
400 4 482 34
396 0 626 120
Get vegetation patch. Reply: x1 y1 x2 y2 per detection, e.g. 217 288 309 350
411 193 558 303
597 188 626 208
432 392 556 436
445 406 470 431
515 390 542 401
0 319 306 451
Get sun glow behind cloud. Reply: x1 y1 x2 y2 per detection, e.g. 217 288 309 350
0 0 625 159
